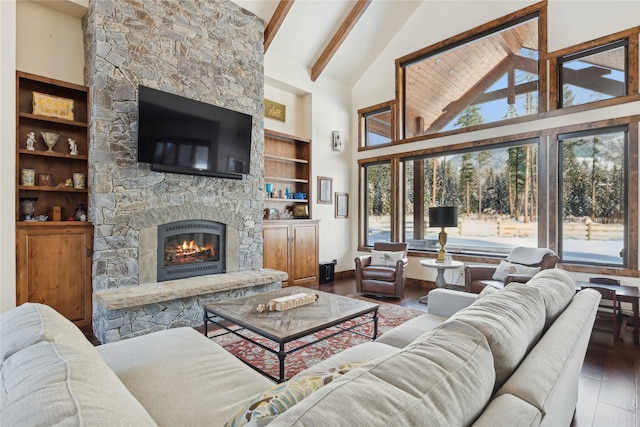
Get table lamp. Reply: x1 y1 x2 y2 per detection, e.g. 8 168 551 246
428 207 458 263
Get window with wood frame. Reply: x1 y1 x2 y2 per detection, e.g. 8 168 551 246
558 39 628 108
403 139 539 255
363 161 392 246
359 102 394 148
400 13 540 139
558 126 628 267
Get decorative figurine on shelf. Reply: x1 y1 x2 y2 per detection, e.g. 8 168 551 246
26 132 36 151
68 138 78 155
41 131 59 152
75 203 87 222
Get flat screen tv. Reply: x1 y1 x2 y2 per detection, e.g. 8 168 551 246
137 85 252 179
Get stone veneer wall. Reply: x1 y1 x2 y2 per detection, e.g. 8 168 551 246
83 0 265 337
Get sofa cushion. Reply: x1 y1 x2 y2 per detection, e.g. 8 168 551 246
525 269 577 328
226 362 365 427
492 260 540 281
1 304 157 426
375 313 446 348
370 249 405 267
449 282 546 390
97 327 275 427
471 394 541 426
268 320 495 426
0 302 90 365
496 289 600 427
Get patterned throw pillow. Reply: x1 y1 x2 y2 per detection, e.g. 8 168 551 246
225 361 365 427
370 250 405 267
491 261 540 281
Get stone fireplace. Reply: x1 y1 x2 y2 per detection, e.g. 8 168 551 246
83 0 275 342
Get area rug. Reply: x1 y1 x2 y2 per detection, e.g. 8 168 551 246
211 296 423 380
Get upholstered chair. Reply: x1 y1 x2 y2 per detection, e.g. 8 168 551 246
465 247 558 294
355 242 409 298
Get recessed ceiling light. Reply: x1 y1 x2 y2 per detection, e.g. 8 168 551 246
448 69 455 75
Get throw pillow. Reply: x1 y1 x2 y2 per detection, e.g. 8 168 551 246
491 261 541 281
370 250 405 267
225 361 365 427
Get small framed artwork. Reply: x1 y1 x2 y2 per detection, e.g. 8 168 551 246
335 192 348 218
318 176 333 204
264 98 286 122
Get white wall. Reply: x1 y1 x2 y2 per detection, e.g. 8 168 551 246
352 0 640 285
264 51 353 271
0 0 17 312
16 1 85 85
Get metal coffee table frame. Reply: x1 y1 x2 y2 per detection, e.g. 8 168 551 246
203 288 379 383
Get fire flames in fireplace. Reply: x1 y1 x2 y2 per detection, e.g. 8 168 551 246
157 220 225 281
164 240 216 266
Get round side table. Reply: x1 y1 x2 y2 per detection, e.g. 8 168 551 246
419 259 464 289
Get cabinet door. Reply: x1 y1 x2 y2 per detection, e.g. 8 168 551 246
263 224 291 285
16 226 93 330
291 223 319 286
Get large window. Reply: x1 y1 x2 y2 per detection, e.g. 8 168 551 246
558 40 628 108
559 127 627 266
402 14 539 138
364 162 391 246
403 140 539 255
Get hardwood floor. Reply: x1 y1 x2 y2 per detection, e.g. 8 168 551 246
310 278 640 427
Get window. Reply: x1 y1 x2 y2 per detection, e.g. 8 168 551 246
402 14 539 138
360 104 393 147
364 162 391 246
403 140 539 255
559 127 627 266
558 40 628 108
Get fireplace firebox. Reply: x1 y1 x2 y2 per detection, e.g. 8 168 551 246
157 220 226 281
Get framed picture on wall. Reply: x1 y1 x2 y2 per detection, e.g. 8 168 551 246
264 99 286 122
335 192 348 218
318 176 332 204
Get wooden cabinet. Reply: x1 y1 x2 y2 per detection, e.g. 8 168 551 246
15 71 92 331
263 220 319 287
16 223 93 330
264 129 312 218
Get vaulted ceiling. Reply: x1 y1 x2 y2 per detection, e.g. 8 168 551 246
234 0 421 86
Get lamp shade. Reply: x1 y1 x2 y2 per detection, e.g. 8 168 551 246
429 207 458 228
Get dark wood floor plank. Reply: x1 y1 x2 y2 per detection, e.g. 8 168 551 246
591 401 636 427
573 375 600 427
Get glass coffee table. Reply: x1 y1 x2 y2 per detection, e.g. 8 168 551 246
203 286 379 382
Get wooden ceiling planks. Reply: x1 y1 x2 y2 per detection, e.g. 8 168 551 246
403 19 539 137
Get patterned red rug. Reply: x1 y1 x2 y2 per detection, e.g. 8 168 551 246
211 296 423 380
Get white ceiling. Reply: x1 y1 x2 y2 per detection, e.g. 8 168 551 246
34 0 422 86
234 0 421 85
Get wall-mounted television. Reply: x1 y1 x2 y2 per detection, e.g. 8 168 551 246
137 85 252 179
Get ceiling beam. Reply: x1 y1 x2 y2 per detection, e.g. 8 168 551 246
264 0 295 53
310 0 372 82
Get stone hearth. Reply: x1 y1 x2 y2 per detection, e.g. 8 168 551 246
93 269 287 343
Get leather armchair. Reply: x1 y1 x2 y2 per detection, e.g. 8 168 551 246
465 247 559 294
355 242 409 298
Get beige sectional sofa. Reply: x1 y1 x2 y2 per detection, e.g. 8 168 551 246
0 269 599 427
